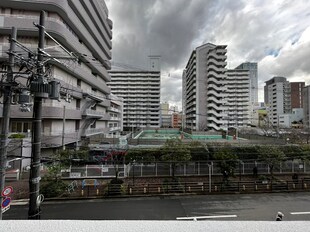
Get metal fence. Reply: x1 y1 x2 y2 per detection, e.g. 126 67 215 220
60 160 309 179
63 179 310 198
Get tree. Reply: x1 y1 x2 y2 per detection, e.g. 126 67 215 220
213 147 238 179
258 145 286 182
125 148 158 164
160 139 191 177
188 141 209 161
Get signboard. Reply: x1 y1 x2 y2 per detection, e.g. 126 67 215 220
70 172 81 178
1 186 13 197
1 186 13 214
2 197 11 208
102 167 109 173
1 205 10 213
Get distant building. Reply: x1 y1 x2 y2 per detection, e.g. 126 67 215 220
303 85 310 129
264 77 291 126
107 94 123 138
161 114 172 128
182 43 250 131
291 82 305 108
265 77 305 127
108 57 161 131
172 113 183 128
161 102 170 115
182 43 228 131
235 62 258 104
226 69 250 128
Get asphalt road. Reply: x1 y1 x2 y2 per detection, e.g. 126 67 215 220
4 192 310 221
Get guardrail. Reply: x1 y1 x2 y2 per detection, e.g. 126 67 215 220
62 179 310 198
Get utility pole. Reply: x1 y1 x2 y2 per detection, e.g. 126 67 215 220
28 11 46 219
0 27 16 220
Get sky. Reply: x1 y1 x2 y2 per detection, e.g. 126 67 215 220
105 0 310 110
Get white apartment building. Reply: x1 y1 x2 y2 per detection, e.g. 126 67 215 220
235 62 258 104
183 43 250 131
183 43 228 131
265 77 291 126
0 0 113 154
226 69 250 128
107 94 123 138
108 58 161 131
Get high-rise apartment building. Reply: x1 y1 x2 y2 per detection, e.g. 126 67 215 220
291 82 305 108
182 43 250 131
235 62 258 104
264 77 291 126
226 69 250 127
108 57 161 131
303 85 310 129
107 94 123 138
0 0 113 153
183 43 228 131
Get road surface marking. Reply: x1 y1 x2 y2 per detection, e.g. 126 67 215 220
10 201 28 206
176 215 237 220
290 212 310 215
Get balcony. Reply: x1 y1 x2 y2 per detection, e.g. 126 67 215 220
82 128 109 137
82 109 105 119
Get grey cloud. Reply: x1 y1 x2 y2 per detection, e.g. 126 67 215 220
107 0 310 105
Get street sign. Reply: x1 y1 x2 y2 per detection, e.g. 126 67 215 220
1 205 10 213
2 197 11 208
1 186 13 197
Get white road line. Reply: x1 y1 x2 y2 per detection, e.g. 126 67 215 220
176 215 237 220
290 212 310 215
11 201 28 206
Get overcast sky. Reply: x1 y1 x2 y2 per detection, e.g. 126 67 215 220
105 0 310 110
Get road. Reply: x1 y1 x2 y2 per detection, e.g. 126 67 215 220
4 192 310 220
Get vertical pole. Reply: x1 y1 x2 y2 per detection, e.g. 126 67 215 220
0 27 16 220
208 164 211 193
28 11 45 220
62 105 66 150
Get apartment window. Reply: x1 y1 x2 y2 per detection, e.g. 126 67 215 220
11 121 31 133
75 120 80 131
77 79 81 87
76 99 80 110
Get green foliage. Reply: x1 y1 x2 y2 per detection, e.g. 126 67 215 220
258 145 286 177
160 139 191 177
57 148 89 166
40 180 67 198
231 146 260 160
213 147 238 177
280 145 303 159
40 162 67 198
9 133 25 139
188 141 209 161
125 148 158 164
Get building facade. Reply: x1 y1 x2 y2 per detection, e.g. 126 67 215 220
0 0 113 154
264 77 291 126
108 61 161 131
107 94 123 138
303 85 310 129
182 43 228 131
291 82 305 108
226 69 250 128
235 62 258 104
182 43 250 131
